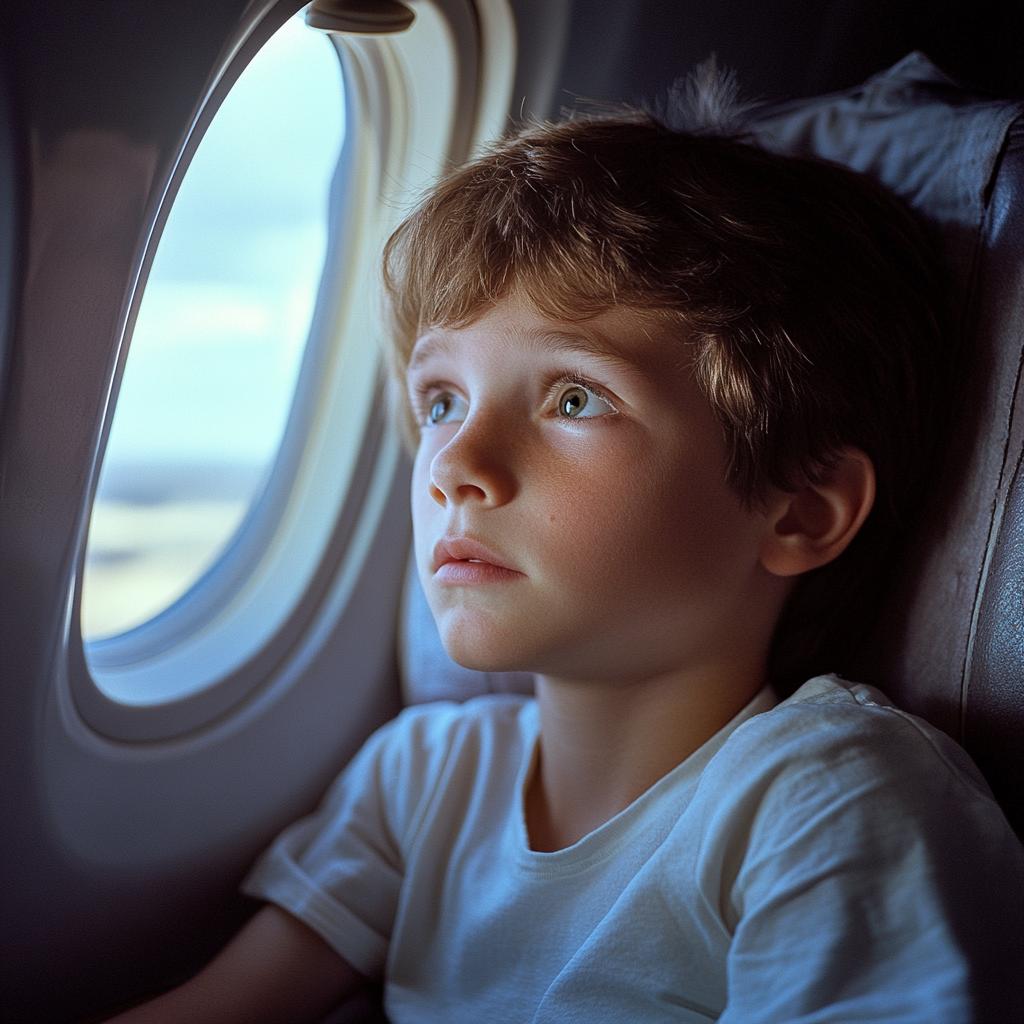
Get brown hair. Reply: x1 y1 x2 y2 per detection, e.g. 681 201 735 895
382 114 948 690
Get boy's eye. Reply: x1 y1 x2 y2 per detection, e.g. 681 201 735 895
425 392 468 426
556 385 615 419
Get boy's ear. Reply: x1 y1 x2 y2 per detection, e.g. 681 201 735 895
759 447 876 578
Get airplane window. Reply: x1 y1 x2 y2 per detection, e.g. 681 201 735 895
71 0 508 731
81 13 344 641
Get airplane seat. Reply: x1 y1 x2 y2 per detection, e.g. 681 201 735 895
398 53 1024 842
746 53 1024 844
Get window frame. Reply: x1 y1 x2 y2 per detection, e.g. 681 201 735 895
67 0 516 741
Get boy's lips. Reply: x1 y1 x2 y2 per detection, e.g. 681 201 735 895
431 537 523 583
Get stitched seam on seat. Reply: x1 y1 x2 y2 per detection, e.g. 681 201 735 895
961 120 1024 742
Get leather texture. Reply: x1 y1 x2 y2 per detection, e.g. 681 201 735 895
757 68 1024 840
750 57 1024 840
963 121 1024 838
756 88 1024 838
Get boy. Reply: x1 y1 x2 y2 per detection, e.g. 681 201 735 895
109 115 1024 1023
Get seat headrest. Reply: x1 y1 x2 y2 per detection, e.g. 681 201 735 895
755 52 1024 836
748 52 1024 307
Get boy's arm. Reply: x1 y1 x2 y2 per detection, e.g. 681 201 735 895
103 904 362 1024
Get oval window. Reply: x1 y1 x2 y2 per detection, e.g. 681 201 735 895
82 13 345 641
70 0 508 731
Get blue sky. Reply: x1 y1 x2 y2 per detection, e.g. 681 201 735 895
100 14 345 477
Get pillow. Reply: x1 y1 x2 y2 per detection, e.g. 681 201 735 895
748 52 1024 305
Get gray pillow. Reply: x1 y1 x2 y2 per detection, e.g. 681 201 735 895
747 52 1024 306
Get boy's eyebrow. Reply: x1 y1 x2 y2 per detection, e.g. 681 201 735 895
408 332 455 371
513 325 677 387
408 323 666 373
540 328 641 362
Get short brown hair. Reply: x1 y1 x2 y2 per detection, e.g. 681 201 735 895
382 114 948 690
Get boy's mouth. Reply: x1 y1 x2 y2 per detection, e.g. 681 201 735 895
431 537 521 578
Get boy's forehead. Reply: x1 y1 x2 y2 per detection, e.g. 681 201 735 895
408 301 688 372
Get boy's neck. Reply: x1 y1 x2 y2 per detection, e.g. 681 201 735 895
525 665 766 853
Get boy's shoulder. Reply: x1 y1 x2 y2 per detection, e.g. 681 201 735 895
702 674 1010 852
364 692 538 783
389 692 537 741
386 677 996 807
720 673 993 793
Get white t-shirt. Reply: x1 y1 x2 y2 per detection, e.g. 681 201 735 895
242 675 1024 1023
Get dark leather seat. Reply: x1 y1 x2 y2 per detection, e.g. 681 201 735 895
749 54 1024 840
930 120 1024 842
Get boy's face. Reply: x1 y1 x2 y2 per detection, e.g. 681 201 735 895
408 295 785 684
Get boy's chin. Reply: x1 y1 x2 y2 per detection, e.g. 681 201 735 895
440 635 533 675
435 611 538 675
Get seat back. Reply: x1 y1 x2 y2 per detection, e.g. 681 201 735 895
748 53 1024 838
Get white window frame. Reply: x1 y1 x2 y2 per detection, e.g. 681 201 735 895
68 0 516 741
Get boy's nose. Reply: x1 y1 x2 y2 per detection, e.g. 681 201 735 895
428 416 517 509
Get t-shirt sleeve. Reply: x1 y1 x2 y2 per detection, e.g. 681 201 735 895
708 697 1024 1024
241 705 458 980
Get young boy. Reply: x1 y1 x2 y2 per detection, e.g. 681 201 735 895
109 115 1024 1023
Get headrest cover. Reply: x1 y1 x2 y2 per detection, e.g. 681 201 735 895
748 52 1024 305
